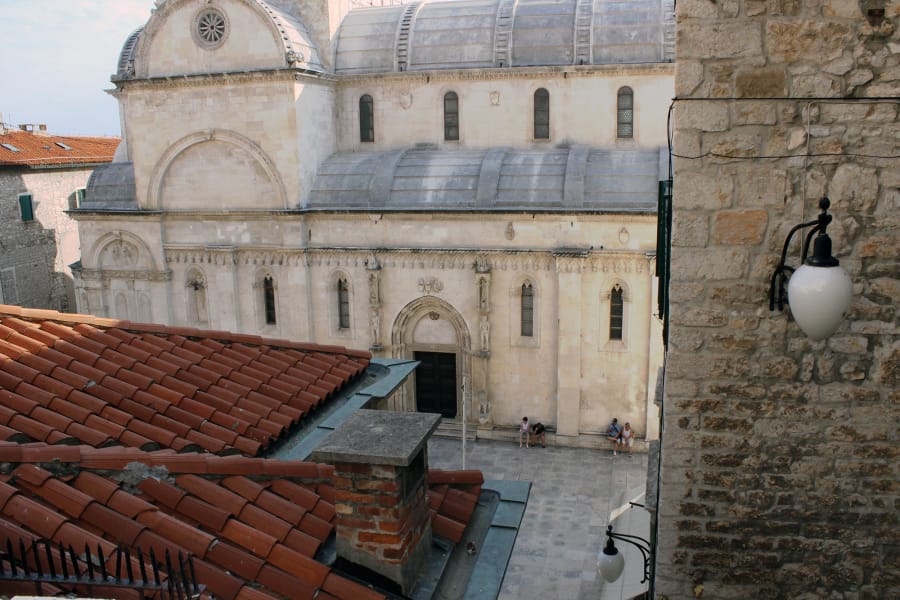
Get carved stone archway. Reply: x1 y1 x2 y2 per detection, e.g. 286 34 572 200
390 296 472 418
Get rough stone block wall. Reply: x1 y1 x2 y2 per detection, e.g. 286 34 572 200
661 1 898 598
1 169 89 311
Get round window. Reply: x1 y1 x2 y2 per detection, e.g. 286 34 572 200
193 8 228 48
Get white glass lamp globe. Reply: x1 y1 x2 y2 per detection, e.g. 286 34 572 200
598 545 625 582
787 263 852 340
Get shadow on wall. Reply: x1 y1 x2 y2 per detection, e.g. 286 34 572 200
0 173 71 311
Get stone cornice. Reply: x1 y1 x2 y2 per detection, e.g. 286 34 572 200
337 63 674 86
111 68 335 94
109 62 672 95
163 245 652 273
78 268 171 282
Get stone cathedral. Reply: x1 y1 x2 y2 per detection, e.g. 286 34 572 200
73 0 673 443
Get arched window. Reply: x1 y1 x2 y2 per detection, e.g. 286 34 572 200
534 88 550 140
444 91 459 141
610 284 624 340
617 87 633 139
359 95 374 142
338 278 350 329
263 275 277 325
521 282 534 337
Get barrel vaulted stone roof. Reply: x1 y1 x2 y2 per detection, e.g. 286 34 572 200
336 0 675 74
308 146 664 211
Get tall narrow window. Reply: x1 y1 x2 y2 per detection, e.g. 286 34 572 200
521 283 534 337
444 91 459 141
359 95 374 142
617 87 634 139
263 275 277 325
610 285 624 340
18 194 34 222
338 278 350 329
534 88 550 140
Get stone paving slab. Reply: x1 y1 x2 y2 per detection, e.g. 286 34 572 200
427 437 648 599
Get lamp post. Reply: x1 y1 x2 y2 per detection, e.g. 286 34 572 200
597 524 652 584
768 197 852 340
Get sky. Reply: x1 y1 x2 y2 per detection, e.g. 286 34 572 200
0 1 152 137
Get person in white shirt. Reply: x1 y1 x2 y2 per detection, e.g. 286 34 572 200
620 422 635 454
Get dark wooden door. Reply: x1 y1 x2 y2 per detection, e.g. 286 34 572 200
414 351 457 418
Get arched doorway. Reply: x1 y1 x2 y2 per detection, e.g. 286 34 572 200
391 296 471 418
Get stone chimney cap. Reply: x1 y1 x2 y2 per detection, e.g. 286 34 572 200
311 409 440 467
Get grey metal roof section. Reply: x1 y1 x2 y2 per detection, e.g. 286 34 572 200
335 0 674 73
80 162 138 210
309 146 661 211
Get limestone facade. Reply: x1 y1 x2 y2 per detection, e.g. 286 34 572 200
73 0 674 443
660 1 898 597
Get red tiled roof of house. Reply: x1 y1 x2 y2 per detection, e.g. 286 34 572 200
0 306 485 597
0 443 384 600
0 129 119 167
0 305 370 454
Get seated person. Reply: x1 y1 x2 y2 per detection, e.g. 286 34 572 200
606 418 622 455
620 422 635 454
530 422 546 447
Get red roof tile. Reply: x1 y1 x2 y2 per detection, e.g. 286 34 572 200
0 130 119 167
0 306 490 598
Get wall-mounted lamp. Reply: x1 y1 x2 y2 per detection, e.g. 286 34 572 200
768 197 852 340
598 524 652 584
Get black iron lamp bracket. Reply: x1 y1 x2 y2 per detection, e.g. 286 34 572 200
768 197 835 312
604 525 653 584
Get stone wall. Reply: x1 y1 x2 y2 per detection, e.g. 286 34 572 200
660 1 898 598
0 168 90 311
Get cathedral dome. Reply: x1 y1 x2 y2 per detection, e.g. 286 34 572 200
335 0 674 74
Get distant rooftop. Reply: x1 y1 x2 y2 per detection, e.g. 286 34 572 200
0 125 119 168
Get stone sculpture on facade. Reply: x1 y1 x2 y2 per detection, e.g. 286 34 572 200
479 315 490 354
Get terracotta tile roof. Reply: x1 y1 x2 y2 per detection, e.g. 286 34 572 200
427 469 484 543
0 445 379 599
0 445 483 599
0 129 119 167
0 305 485 597
0 305 370 455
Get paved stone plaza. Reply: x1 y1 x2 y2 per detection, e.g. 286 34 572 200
428 437 649 599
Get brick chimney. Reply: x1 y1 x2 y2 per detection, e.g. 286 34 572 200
311 409 440 595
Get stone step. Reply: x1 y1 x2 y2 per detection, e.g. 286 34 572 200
433 419 477 442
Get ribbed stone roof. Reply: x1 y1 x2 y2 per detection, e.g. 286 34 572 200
308 146 663 211
336 0 675 74
81 162 138 210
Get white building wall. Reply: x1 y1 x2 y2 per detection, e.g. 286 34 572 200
335 67 673 151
